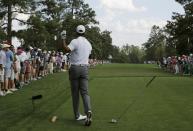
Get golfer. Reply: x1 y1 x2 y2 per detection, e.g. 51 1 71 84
62 25 92 126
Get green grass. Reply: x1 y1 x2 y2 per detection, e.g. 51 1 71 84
1 64 193 131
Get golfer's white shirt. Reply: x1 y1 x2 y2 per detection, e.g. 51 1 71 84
68 36 92 65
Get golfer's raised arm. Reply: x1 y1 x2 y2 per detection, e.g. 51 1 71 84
62 39 71 53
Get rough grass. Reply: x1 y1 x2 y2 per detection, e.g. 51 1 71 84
1 64 193 131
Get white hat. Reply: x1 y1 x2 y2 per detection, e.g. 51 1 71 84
76 25 85 34
29 46 33 50
2 44 11 48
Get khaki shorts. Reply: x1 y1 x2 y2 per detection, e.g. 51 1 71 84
5 68 11 78
0 69 4 82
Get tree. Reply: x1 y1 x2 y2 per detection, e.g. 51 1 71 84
121 44 145 63
65 0 98 24
16 15 49 48
0 21 6 42
1 0 115 60
100 30 113 61
85 27 113 61
143 25 166 60
165 0 193 55
109 45 129 63
18 0 98 50
0 0 32 43
85 26 102 59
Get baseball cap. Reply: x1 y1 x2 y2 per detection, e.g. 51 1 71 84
2 44 11 48
76 25 85 34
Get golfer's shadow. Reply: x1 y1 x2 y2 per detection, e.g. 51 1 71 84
58 118 86 127
30 95 85 126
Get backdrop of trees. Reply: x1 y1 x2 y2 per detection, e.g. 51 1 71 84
143 0 193 61
0 0 192 63
0 0 114 61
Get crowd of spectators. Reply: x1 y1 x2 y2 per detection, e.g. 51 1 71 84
0 41 68 96
158 54 193 75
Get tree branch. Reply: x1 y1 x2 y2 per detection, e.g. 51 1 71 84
11 7 35 15
12 18 31 25
2 26 7 30
12 10 19 13
0 23 8 27
18 11 35 15
11 10 35 15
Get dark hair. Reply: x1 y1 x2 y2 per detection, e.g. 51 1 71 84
25 47 30 52
17 47 22 50
10 45 14 48
33 47 37 52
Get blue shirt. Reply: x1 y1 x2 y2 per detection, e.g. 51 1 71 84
5 50 14 69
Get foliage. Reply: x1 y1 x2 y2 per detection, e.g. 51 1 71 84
0 0 32 42
143 25 166 60
0 26 6 42
0 0 141 63
165 0 193 55
120 44 145 63
16 0 99 50
143 0 193 59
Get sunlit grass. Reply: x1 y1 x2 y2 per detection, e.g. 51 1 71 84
0 64 193 131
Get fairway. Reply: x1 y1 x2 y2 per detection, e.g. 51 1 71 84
1 64 193 131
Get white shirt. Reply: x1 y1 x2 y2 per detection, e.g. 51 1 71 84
68 36 92 65
26 52 31 60
63 55 67 63
19 52 27 62
0 50 6 67
15 55 21 69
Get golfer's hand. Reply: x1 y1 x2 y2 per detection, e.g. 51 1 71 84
61 35 66 40
63 40 71 53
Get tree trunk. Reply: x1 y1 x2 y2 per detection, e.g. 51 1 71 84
7 2 12 44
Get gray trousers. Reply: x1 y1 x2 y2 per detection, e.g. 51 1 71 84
69 65 91 119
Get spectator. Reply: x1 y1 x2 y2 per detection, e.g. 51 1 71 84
31 47 37 80
160 54 193 76
9 45 17 91
0 43 90 97
18 47 27 87
15 49 21 88
0 44 6 96
189 54 193 75
56 53 62 72
4 43 14 94
25 47 31 84
48 52 54 74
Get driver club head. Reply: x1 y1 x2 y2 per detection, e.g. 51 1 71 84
110 119 117 124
